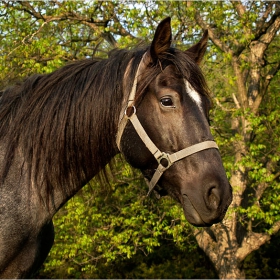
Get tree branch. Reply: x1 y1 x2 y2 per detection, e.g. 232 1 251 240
17 2 121 48
18 1 44 20
237 220 280 261
194 8 249 110
232 57 249 109
258 15 280 45
255 160 280 201
193 228 218 262
249 14 280 113
261 60 280 96
231 0 246 17
254 2 280 41
194 11 233 55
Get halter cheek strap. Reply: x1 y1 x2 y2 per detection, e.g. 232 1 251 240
116 53 147 148
116 53 219 196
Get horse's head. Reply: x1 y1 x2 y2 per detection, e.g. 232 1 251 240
117 17 232 227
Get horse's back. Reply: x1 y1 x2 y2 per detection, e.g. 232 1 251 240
0 142 54 278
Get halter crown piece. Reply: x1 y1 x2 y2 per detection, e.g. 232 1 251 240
116 53 219 196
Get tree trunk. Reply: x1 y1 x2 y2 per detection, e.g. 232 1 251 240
217 256 245 279
194 164 248 279
194 225 245 279
194 165 280 279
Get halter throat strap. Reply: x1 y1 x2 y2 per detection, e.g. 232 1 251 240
116 53 219 196
116 53 148 149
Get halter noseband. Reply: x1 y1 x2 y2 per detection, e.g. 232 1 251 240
116 53 218 196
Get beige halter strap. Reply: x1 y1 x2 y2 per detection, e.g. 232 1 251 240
116 53 219 196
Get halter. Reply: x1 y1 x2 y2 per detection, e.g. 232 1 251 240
116 53 219 196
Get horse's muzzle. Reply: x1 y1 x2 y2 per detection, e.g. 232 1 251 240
182 182 232 227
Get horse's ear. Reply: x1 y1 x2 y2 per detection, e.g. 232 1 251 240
185 30 208 65
148 17 172 63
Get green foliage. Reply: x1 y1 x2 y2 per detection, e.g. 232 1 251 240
1 1 280 278
38 159 198 278
244 232 280 279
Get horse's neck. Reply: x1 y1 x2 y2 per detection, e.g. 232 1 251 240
48 138 120 216
0 56 131 218
0 120 120 220
51 155 119 215
59 92 127 212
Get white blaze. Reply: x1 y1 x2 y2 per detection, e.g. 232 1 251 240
184 79 202 110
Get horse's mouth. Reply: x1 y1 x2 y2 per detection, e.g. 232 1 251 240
143 173 231 227
151 186 211 227
182 194 213 227
182 194 230 227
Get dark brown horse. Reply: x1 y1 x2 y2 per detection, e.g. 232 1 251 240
0 18 232 278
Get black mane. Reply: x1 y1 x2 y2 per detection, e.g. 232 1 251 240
0 46 209 204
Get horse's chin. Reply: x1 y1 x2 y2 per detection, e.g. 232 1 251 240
144 175 228 227
182 195 214 227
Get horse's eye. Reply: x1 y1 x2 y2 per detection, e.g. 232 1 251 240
160 97 174 107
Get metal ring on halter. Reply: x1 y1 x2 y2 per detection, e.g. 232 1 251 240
156 152 173 170
124 105 136 118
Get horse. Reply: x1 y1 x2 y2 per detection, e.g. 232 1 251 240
0 17 232 278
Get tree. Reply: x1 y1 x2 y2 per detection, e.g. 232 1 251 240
186 1 280 278
1 1 280 278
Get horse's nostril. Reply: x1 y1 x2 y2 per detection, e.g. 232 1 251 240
207 186 220 209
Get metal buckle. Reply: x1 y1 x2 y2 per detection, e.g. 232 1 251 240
156 152 172 170
124 105 136 118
